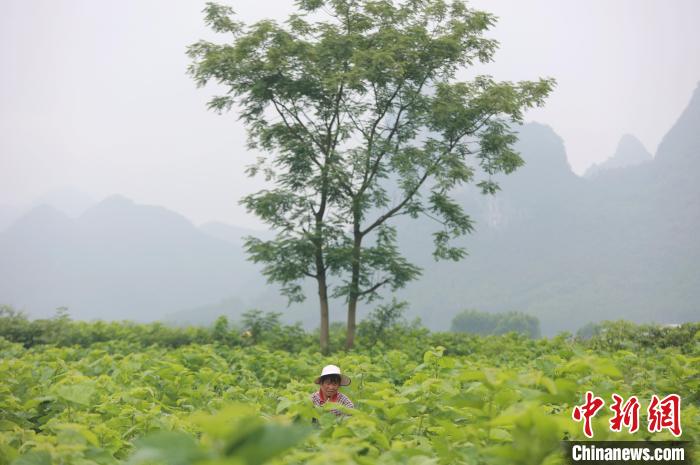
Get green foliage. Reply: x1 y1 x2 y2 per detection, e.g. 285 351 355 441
188 0 555 350
356 300 428 349
241 310 283 344
577 320 700 353
0 316 698 465
0 306 316 352
0 307 213 349
357 299 407 342
212 316 239 346
241 310 311 352
451 309 541 338
127 407 310 465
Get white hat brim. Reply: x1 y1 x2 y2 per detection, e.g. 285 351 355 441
314 374 351 386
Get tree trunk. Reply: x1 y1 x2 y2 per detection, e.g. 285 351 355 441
345 293 358 350
315 216 330 354
345 230 362 350
318 273 330 355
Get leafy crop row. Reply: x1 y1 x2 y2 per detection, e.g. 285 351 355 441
1 320 698 465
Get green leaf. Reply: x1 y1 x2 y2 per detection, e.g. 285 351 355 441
128 431 206 465
0 420 20 431
11 451 52 465
54 383 96 406
224 423 310 465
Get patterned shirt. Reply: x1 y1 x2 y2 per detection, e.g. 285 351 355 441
310 390 354 416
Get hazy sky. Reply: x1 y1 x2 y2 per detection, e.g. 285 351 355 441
2 0 699 228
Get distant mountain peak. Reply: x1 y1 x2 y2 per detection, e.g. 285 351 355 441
31 187 95 218
79 195 197 233
655 81 700 165
584 134 652 177
0 195 255 322
97 194 136 207
510 122 576 181
4 204 73 237
12 204 69 223
80 194 135 219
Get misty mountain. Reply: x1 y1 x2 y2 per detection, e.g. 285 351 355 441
199 221 272 247
393 84 700 334
0 195 263 321
230 84 698 334
0 204 23 233
656 82 700 167
31 187 96 218
2 85 698 334
0 188 96 233
584 134 652 178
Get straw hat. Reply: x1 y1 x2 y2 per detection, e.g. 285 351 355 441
314 364 351 386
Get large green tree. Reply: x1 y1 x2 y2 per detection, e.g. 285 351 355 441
189 0 554 352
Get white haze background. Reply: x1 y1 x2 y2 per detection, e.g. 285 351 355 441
2 0 699 227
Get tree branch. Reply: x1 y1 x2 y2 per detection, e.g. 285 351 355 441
270 98 323 170
360 73 431 197
271 96 327 156
358 277 391 297
360 136 459 237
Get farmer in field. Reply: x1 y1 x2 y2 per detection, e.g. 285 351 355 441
311 364 354 416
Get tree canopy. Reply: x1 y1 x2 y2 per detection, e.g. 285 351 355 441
189 0 554 352
451 309 541 338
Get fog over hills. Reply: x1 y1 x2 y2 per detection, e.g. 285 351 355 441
0 196 263 321
1 85 698 334
31 187 96 219
394 84 700 333
584 135 652 178
0 187 94 231
199 222 272 248
0 204 24 236
656 81 700 166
